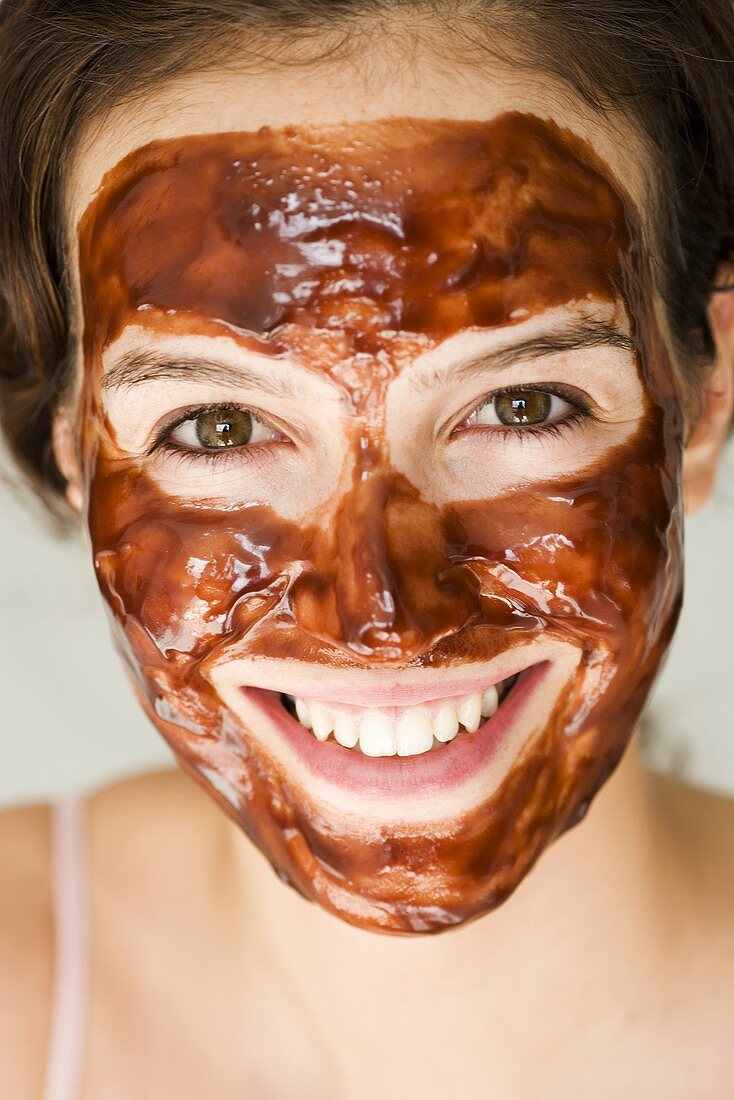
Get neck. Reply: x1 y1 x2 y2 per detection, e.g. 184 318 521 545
218 734 681 1094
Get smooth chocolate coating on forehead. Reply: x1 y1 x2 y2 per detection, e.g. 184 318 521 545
80 113 632 355
77 113 683 933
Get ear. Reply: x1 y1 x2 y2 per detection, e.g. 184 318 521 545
682 266 734 515
52 408 83 513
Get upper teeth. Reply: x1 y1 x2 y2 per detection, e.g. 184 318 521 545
287 685 503 758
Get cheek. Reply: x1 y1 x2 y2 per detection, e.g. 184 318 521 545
88 461 302 660
456 469 673 626
461 454 680 644
97 519 252 654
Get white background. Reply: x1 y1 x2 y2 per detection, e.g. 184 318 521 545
1 443 733 808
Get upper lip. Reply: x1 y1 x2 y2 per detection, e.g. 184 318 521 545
209 646 556 710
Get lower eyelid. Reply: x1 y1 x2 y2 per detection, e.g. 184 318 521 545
157 439 280 471
463 408 590 445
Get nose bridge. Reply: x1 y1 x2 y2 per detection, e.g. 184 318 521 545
288 466 478 664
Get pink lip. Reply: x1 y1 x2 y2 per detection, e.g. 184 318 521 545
244 660 532 710
243 661 549 799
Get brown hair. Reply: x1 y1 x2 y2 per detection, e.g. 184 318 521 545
1 0 734 517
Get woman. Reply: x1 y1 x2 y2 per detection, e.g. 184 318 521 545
1 0 733 1096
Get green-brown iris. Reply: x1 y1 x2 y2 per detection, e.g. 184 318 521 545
195 408 253 448
494 391 552 426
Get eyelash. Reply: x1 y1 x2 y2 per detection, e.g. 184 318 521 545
455 383 594 445
158 446 262 473
150 402 277 469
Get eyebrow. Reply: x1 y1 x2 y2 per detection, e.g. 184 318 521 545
101 316 635 397
101 350 299 399
409 317 636 394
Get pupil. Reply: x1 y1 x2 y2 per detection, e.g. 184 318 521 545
196 408 253 448
495 390 551 426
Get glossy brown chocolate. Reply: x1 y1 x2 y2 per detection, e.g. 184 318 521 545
76 114 684 933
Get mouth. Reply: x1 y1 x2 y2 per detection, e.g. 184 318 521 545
234 659 554 804
278 673 520 757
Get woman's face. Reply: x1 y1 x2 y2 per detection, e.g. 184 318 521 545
64 54 685 933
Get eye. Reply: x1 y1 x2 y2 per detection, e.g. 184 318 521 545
466 387 576 429
163 405 281 452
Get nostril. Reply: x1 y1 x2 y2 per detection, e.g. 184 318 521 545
287 575 430 663
287 571 344 646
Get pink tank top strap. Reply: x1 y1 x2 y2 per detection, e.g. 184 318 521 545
43 796 90 1100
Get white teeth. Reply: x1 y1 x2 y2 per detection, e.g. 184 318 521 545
457 693 482 733
481 685 499 718
295 698 312 729
310 703 334 742
288 676 513 754
333 713 359 749
433 703 460 743
395 709 435 757
359 711 397 757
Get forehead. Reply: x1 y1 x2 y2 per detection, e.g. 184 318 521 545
66 56 655 387
68 54 651 249
77 114 639 363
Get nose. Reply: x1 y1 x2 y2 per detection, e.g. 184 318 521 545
288 468 479 664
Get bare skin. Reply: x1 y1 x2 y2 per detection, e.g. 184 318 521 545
2 747 734 1099
2 21 734 1098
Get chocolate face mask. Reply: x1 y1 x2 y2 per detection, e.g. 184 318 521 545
75 113 683 934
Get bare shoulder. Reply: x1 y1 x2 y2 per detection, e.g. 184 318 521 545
0 772 199 1075
0 802 53 1096
649 768 734 880
88 766 217 869
86 766 222 926
648 770 734 1022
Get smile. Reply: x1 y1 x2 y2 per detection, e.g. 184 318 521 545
280 674 520 757
209 645 578 811
231 660 558 806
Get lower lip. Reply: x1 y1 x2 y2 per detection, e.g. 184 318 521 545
243 662 549 798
